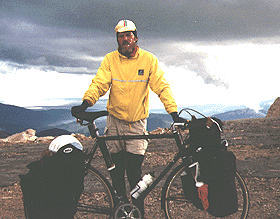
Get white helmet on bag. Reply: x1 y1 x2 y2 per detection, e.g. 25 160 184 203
48 135 83 153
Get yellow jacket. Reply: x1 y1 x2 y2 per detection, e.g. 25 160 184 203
83 47 178 122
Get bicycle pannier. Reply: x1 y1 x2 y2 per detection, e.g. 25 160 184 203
19 144 86 219
199 151 238 217
186 117 238 217
180 170 204 210
187 116 223 154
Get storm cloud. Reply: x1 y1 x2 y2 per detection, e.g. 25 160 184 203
3 0 280 38
1 0 279 105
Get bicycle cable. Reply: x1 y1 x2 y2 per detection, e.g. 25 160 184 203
179 108 208 118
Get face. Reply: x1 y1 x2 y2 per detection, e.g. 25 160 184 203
117 31 137 57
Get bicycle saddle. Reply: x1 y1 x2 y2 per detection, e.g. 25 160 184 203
71 110 109 123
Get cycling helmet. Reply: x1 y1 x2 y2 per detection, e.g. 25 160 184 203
115 20 136 33
48 135 83 153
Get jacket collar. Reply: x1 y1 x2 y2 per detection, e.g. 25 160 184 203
118 46 139 59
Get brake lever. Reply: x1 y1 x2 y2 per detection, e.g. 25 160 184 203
171 121 189 132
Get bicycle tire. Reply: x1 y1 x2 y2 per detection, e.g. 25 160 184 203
162 164 249 219
75 165 115 219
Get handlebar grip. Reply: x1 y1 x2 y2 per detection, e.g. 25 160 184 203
173 120 189 130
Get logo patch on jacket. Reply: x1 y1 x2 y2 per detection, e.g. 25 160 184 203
138 69 144 75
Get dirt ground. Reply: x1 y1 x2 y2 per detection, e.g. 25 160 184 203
0 116 280 218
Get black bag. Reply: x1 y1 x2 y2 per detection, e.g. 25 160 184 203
187 117 223 155
180 170 203 210
185 116 238 217
19 145 86 219
199 151 238 217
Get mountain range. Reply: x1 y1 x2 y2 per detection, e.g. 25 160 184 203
0 99 273 137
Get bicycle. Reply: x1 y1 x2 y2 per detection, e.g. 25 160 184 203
72 108 250 219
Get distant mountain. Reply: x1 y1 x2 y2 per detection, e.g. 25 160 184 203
0 101 270 136
0 130 10 139
260 99 275 115
178 104 248 117
28 99 108 111
0 103 46 133
0 103 72 134
147 113 173 131
212 108 266 121
36 128 72 137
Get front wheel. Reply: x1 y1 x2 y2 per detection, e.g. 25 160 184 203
75 166 115 219
162 164 249 219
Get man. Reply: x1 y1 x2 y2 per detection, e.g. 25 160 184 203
72 19 184 217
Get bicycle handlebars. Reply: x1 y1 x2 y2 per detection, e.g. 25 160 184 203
71 108 190 131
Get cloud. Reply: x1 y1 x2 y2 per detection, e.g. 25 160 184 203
150 41 279 111
2 0 280 69
0 44 26 63
0 16 109 73
0 61 94 107
1 0 279 109
2 0 280 40
148 42 229 89
26 57 49 65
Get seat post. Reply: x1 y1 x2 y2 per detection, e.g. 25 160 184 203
88 122 99 138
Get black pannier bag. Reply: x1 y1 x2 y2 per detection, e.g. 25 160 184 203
187 116 223 155
19 144 86 219
199 151 238 217
183 116 238 217
180 169 204 210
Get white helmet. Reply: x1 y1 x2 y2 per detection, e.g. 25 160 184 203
48 135 83 153
115 20 137 33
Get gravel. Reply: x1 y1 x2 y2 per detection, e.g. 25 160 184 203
1 117 280 218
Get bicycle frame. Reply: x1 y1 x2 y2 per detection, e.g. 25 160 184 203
85 120 193 207
72 110 249 219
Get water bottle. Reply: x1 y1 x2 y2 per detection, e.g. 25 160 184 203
130 172 154 199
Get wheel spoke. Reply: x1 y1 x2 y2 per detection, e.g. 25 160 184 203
75 166 114 219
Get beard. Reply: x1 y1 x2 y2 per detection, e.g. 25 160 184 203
118 40 137 57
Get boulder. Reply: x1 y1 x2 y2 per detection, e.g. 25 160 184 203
0 129 37 144
71 133 88 141
266 97 280 117
35 136 55 143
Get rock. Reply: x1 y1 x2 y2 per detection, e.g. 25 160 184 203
71 133 88 141
266 97 280 117
35 136 55 143
0 129 37 144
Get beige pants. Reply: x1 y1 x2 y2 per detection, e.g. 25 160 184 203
105 114 148 155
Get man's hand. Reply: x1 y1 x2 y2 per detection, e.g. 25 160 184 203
71 100 90 114
170 112 187 123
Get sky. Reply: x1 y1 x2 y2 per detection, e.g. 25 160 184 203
1 0 279 112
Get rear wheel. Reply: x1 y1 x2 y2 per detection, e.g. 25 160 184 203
162 164 249 219
75 166 115 219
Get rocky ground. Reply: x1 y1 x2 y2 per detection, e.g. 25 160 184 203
0 116 280 218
